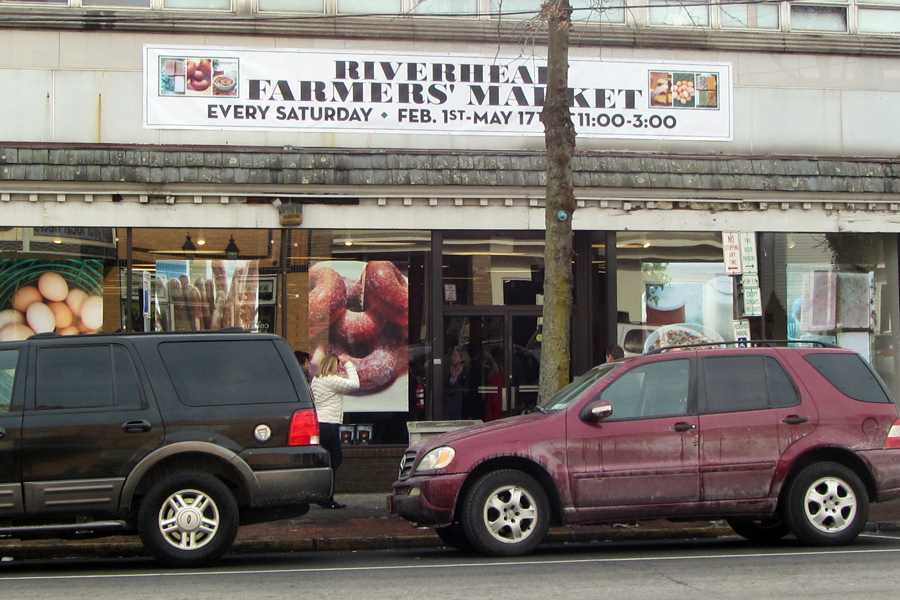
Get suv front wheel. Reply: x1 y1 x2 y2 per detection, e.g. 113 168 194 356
138 471 240 567
726 515 790 544
460 470 550 557
784 462 869 546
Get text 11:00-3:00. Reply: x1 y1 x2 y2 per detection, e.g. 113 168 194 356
576 113 677 129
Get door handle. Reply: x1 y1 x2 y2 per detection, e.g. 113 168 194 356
671 422 697 432
122 420 152 433
782 415 808 425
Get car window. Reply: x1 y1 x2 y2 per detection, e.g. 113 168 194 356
704 356 768 412
702 355 800 413
539 363 617 412
804 352 892 403
600 359 690 419
112 345 144 408
767 357 801 408
36 345 116 410
0 349 18 412
159 339 300 407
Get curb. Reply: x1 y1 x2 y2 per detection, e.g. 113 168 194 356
2 521 897 562
0 524 733 561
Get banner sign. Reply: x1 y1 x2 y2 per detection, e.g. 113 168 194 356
143 45 733 141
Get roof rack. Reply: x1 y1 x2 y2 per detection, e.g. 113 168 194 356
20 327 256 341
645 339 838 355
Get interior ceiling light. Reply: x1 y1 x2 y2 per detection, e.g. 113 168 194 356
642 242 652 248
196 236 206 246
225 236 240 259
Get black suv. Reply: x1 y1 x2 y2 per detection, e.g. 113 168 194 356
0 330 331 567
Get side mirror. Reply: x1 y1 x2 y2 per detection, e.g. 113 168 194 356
581 400 613 423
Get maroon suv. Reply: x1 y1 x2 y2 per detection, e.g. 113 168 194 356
390 344 900 556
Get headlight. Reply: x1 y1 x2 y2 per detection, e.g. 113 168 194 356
416 446 456 473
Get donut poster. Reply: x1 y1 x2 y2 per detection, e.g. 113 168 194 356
153 260 260 332
309 260 409 413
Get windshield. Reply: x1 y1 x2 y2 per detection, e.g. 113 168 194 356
538 363 619 412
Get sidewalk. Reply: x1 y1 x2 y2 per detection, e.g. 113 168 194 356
2 495 899 561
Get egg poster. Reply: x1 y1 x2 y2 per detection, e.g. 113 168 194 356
0 259 106 341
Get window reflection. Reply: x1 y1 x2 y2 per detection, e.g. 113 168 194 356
415 0 477 15
858 8 900 33
616 232 730 356
791 5 847 31
650 0 709 26
489 0 625 23
336 0 401 13
760 233 900 400
164 0 230 7
258 0 323 11
721 3 779 28
442 235 544 306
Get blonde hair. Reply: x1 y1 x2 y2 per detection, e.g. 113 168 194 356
317 354 340 378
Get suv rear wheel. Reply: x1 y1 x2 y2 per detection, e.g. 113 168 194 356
460 470 550 557
784 462 869 546
138 471 239 567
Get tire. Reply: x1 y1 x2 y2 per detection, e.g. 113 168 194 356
435 523 476 553
783 462 869 546
727 516 790 544
138 471 239 568
460 470 550 557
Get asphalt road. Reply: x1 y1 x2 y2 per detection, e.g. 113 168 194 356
2 533 899 600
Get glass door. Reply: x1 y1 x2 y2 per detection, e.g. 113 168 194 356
442 311 541 421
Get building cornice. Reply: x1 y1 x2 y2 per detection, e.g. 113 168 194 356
3 9 900 58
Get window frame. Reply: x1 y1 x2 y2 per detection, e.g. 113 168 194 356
33 343 146 411
598 357 694 420
699 353 802 415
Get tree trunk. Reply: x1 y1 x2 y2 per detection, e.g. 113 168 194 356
538 0 576 401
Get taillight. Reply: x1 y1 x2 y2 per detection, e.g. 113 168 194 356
289 408 320 446
886 419 900 449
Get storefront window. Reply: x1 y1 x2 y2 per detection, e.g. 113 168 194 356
442 233 544 306
760 233 900 399
0 228 117 341
307 230 431 444
616 232 732 356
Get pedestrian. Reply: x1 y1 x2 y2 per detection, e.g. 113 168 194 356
480 352 505 422
444 346 470 420
309 353 359 509
294 349 311 381
606 344 625 362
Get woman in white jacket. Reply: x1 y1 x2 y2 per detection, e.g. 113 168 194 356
310 354 359 509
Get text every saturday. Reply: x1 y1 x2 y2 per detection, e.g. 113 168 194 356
206 105 374 121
